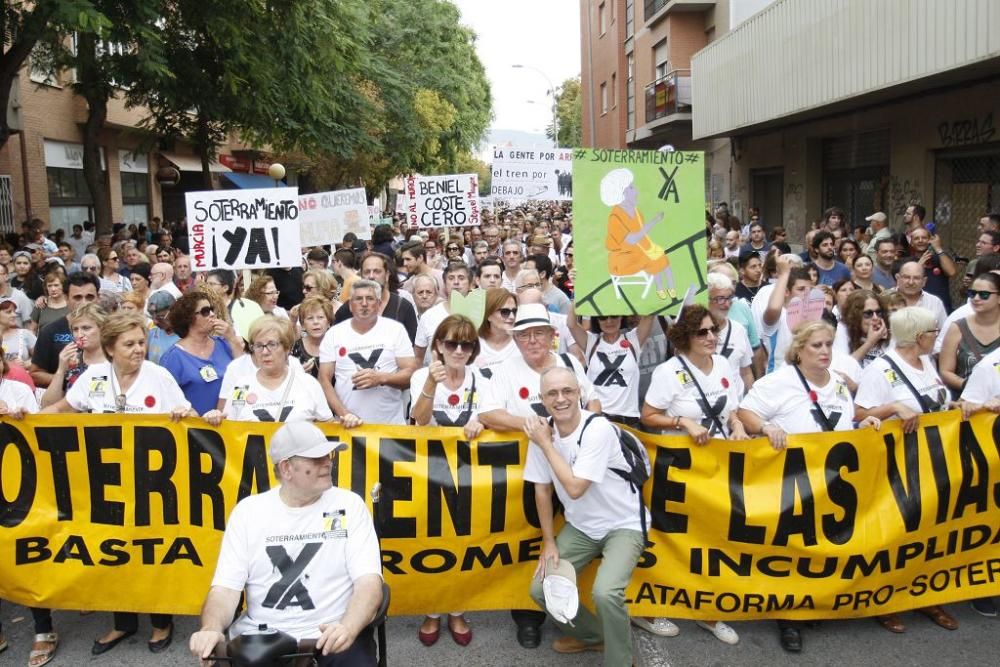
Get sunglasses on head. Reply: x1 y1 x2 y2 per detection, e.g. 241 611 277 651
498 307 517 319
441 339 474 352
862 308 883 319
967 289 998 300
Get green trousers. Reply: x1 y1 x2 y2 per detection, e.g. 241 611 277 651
529 523 645 667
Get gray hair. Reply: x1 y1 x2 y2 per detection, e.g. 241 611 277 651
350 278 382 301
81 252 101 268
707 272 734 292
889 306 937 347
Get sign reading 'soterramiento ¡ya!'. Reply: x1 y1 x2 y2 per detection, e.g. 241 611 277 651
491 146 573 201
405 173 480 228
297 188 370 247
186 187 302 271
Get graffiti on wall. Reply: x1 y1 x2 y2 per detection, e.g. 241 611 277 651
937 112 996 147
878 176 922 217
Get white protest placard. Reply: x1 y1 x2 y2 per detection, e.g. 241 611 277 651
297 188 370 247
186 187 301 271
405 173 480 228
490 146 573 201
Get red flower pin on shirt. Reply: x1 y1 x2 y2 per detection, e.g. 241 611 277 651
808 390 818 403
620 340 631 349
339 347 347 357
144 395 156 408
519 387 530 399
721 377 730 389
448 394 460 406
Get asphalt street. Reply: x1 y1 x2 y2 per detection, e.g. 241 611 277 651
2 602 999 666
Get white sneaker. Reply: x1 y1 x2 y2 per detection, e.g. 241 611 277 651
630 617 680 637
696 620 739 645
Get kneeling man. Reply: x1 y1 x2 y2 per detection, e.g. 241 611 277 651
189 422 383 665
525 367 648 666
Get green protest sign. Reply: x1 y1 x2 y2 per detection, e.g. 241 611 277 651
572 149 707 316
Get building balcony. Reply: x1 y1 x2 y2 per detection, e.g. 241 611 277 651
644 69 692 124
644 0 715 26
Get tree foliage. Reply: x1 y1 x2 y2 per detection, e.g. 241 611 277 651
550 77 582 148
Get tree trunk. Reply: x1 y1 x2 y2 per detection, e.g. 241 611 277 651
0 7 52 152
196 113 215 190
76 33 112 237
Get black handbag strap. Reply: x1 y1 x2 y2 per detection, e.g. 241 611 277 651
881 355 931 414
676 355 727 436
792 364 836 432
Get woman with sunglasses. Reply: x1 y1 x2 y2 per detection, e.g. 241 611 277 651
444 239 465 265
835 290 889 368
854 306 957 633
567 305 653 427
159 290 244 415
409 315 482 647
938 272 1000 397
97 247 131 293
476 287 518 379
204 316 331 425
638 304 744 644
739 320 879 653
43 312 193 655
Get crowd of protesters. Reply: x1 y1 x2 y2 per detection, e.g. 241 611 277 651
0 199 998 666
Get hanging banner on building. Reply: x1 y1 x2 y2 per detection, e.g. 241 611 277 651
491 146 573 201
186 187 301 271
298 188 371 247
405 173 480 228
572 149 707 316
1 412 998 618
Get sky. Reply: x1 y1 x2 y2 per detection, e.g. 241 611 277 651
451 0 581 137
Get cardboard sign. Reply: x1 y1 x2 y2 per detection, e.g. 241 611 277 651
405 173 480 228
572 149 706 316
186 187 301 271
297 188 370 246
491 146 573 201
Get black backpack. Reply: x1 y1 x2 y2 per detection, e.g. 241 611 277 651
557 412 652 542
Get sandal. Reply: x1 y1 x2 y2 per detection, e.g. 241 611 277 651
876 614 906 633
918 605 958 630
28 632 58 667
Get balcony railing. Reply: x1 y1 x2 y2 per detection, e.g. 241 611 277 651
644 69 691 124
644 0 668 20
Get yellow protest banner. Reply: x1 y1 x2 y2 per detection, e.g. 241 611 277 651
0 411 998 620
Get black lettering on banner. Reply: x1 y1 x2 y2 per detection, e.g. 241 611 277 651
758 555 792 577
593 352 627 387
822 442 858 545
99 539 129 566
994 417 1000 507
237 435 272 502
953 421 989 519
0 422 37 527
16 537 50 564
349 349 383 370
263 543 320 610
924 426 951 524
380 550 404 575
378 438 417 539
650 446 689 534
884 432 922 531
522 481 541 528
426 440 472 537
773 448 816 547
162 537 202 565
461 543 513 571
84 427 125 526
135 537 165 564
349 435 366 498
134 426 179 526
727 452 767 544
35 426 78 521
411 548 458 574
54 534 93 565
841 550 891 579
518 536 542 563
187 428 227 531
477 441 519 532
658 165 680 203
707 549 751 576
797 557 837 578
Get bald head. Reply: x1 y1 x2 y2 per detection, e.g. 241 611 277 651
151 262 174 289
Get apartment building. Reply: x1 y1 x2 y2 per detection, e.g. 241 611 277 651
692 0 1000 268
0 58 279 237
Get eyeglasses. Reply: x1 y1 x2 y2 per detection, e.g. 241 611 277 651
195 306 214 317
83 265 99 272
709 295 733 305
862 309 884 319
498 307 517 319
302 284 316 292
261 290 279 297
542 387 579 400
251 341 283 353
967 289 999 300
514 329 551 341
442 339 475 352
108 255 119 261
920 328 940 337
446 246 460 252
694 325 720 338
516 282 542 292
424 244 436 250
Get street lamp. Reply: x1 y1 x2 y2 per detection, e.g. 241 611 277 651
512 64 559 148
267 162 286 187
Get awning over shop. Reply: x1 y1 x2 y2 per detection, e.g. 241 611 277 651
221 172 282 189
160 152 231 173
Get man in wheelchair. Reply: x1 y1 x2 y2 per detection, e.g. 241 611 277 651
189 422 384 666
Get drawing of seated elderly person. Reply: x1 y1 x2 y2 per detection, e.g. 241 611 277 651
601 168 676 300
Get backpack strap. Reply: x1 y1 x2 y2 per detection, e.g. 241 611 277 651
791 364 836 432
675 355 727 436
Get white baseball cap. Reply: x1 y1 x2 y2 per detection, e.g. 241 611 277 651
269 422 346 463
